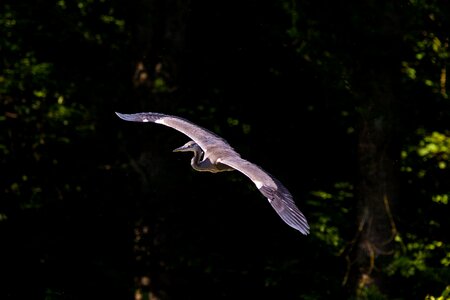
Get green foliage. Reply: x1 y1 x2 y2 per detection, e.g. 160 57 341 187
309 182 354 251
416 131 450 168
356 284 389 300
425 286 450 300
387 234 449 277
2 0 450 299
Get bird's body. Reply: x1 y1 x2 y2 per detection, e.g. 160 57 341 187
116 112 310 235
174 140 234 173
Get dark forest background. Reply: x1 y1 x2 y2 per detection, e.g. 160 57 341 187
1 0 450 299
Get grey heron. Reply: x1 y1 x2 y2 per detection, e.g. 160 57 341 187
116 112 310 235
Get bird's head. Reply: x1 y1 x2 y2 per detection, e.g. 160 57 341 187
173 141 201 153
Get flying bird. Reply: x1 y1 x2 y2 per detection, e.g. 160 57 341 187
116 112 310 235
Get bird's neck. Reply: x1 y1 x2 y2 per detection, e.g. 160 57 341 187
190 151 233 173
190 150 204 171
190 150 219 173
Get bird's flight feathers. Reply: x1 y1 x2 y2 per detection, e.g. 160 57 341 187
115 111 310 235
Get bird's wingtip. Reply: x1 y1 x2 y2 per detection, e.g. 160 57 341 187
290 219 310 235
115 112 137 122
259 184 310 236
114 112 161 123
298 226 310 235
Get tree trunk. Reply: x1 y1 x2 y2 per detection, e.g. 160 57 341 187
340 1 404 296
346 68 400 298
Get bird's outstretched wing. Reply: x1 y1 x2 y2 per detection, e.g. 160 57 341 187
115 112 234 153
116 111 310 235
218 156 310 235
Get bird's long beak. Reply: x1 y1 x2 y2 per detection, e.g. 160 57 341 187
173 141 196 152
173 145 187 152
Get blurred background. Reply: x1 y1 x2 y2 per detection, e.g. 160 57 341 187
1 0 450 299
